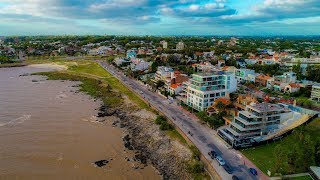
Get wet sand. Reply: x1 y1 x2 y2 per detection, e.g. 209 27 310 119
0 66 160 180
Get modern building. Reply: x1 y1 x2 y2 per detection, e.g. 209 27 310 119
176 41 185 51
234 69 256 83
219 103 293 147
162 41 168 49
186 70 237 111
311 83 320 102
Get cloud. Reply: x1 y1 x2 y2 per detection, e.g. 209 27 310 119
0 0 319 35
216 0 320 25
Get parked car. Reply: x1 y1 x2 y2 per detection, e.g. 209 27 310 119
215 156 225 166
232 175 240 180
223 164 233 174
208 150 217 159
249 168 257 176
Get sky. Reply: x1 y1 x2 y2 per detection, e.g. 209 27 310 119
0 0 320 36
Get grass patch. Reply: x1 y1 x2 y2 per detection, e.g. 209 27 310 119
34 71 122 107
288 175 313 180
242 117 320 176
166 130 188 145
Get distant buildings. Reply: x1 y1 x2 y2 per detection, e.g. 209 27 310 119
186 70 237 111
162 41 168 49
219 103 294 147
176 42 185 51
311 83 320 102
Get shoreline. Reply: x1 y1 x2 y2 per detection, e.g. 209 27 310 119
34 70 199 179
100 102 193 179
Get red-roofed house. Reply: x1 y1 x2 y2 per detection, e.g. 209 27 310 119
168 83 183 95
284 83 301 93
255 74 272 87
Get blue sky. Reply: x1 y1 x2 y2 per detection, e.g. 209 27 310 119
0 0 319 36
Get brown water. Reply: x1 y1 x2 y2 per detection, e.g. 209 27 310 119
0 66 160 180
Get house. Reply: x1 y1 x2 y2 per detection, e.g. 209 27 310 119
114 57 130 67
218 60 225 68
192 62 215 73
126 50 137 58
255 74 272 87
284 83 301 93
234 94 258 111
245 58 258 65
273 72 297 91
236 59 246 68
234 69 256 83
130 58 151 72
221 66 237 73
169 83 183 95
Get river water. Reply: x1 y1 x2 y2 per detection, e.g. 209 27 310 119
0 66 160 180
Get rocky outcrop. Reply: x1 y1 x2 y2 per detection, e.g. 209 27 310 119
113 106 192 180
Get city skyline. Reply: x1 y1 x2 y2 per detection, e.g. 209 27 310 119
0 0 320 36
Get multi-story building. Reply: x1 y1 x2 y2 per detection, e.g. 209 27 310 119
219 103 293 147
162 41 168 49
186 70 237 111
234 69 255 83
176 41 185 51
311 83 320 102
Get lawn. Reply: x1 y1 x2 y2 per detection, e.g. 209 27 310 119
242 117 320 176
32 59 152 111
288 175 313 180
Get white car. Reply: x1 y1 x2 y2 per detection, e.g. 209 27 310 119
215 156 225 166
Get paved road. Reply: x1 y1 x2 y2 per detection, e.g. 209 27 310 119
97 61 267 180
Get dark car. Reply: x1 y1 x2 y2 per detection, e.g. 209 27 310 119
208 150 217 159
223 164 233 174
232 175 240 180
249 168 258 176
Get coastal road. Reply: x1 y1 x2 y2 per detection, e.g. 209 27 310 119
97 61 267 180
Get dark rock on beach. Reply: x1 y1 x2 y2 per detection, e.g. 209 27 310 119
93 160 109 167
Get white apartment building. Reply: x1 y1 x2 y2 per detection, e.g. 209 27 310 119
311 83 320 102
219 103 293 147
176 42 185 51
186 71 237 111
163 41 168 49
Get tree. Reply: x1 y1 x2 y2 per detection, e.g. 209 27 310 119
306 65 320 83
151 61 159 72
292 60 302 80
215 101 226 112
156 80 165 88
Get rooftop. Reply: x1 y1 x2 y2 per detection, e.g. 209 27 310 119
249 103 286 112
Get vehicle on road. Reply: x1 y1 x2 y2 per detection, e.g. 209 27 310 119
249 168 257 176
208 150 217 159
232 175 240 180
215 156 226 166
223 164 233 174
